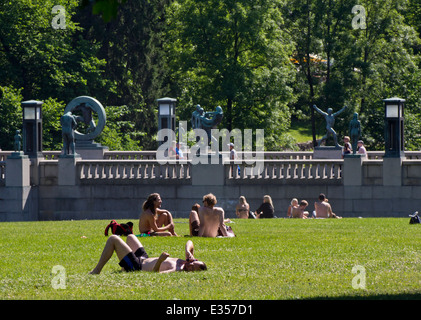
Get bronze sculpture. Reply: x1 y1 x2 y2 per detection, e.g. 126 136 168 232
313 104 347 148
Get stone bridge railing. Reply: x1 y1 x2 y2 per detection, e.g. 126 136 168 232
71 159 343 185
2 150 421 187
77 160 191 184
3 150 421 221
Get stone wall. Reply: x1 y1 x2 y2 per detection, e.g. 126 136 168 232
1 151 421 222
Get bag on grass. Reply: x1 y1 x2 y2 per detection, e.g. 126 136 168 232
104 220 134 236
409 212 420 224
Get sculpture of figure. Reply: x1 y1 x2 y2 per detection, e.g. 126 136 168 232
63 96 106 143
13 130 22 152
349 112 361 155
191 105 223 148
60 111 78 155
73 103 96 134
191 104 204 130
198 106 223 145
313 104 347 148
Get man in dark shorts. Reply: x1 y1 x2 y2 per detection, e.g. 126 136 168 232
89 234 207 274
119 244 149 272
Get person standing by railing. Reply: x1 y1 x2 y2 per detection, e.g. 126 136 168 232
357 140 367 157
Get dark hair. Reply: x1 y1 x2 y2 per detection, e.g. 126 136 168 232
200 262 207 271
300 200 308 206
192 203 200 213
142 193 160 214
318 193 326 201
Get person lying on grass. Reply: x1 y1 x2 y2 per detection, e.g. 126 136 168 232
89 234 207 274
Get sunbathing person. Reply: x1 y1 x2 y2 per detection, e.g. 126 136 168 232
236 196 250 219
314 193 342 218
291 200 310 219
287 198 298 218
138 193 177 236
189 193 231 237
89 235 206 274
189 203 201 236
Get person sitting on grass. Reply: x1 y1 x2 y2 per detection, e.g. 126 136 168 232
314 193 342 219
189 203 201 236
89 235 206 274
189 193 232 237
287 198 299 218
291 200 310 219
138 193 177 236
235 196 250 219
254 195 275 218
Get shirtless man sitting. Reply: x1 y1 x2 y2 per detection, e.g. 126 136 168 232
189 193 229 237
291 200 309 219
89 235 206 274
138 193 177 236
314 193 342 219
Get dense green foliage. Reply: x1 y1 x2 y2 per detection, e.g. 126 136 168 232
0 218 420 300
1 0 421 151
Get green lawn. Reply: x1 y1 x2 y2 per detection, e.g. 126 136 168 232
0 218 420 300
289 119 315 144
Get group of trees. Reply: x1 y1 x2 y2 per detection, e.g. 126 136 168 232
1 0 420 151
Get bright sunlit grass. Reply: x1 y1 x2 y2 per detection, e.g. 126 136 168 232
0 218 420 300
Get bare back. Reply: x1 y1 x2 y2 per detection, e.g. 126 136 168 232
314 201 332 218
236 203 249 219
139 210 156 233
198 206 225 237
291 206 304 218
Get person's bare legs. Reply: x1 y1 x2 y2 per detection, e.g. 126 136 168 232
89 235 132 274
157 211 177 236
189 210 200 236
126 234 144 252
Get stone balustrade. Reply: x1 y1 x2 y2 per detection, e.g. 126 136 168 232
77 160 191 184
2 150 421 187
2 150 421 221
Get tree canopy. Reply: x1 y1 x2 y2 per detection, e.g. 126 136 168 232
1 0 421 151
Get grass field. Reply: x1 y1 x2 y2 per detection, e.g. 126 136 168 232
0 218 420 300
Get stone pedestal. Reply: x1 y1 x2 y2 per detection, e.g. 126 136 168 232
75 140 108 159
383 157 404 186
6 153 30 187
191 156 224 186
58 154 81 186
343 154 363 186
3 153 37 221
313 146 342 159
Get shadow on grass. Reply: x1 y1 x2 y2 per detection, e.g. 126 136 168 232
304 292 421 300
